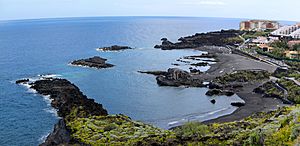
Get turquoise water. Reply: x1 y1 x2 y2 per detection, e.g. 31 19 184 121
0 17 244 145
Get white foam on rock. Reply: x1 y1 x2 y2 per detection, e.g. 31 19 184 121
17 74 62 118
38 133 50 143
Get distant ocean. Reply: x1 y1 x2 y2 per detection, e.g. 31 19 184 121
0 17 248 146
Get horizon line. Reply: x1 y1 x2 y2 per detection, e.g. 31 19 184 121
0 16 297 23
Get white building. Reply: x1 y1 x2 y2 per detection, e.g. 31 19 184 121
271 23 300 39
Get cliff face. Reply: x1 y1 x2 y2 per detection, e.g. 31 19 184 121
29 78 108 145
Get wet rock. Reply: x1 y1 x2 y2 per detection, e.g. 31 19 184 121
16 79 29 84
71 56 114 69
210 99 216 104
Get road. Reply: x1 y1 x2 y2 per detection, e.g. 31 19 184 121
236 35 289 68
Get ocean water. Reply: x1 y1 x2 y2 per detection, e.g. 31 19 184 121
0 17 245 146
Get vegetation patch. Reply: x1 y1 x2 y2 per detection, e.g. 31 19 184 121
214 70 270 84
67 115 176 145
278 79 300 103
174 106 300 145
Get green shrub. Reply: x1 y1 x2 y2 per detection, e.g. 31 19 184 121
174 122 210 138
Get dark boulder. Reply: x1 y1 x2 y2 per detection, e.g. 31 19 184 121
231 102 245 107
210 99 216 104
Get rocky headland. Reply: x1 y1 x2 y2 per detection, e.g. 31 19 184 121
154 30 243 50
96 45 132 51
17 78 175 146
140 68 205 87
70 56 114 69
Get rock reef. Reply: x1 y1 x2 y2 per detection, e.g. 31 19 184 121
97 45 132 51
70 56 114 69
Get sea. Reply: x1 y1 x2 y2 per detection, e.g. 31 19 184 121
0 17 248 146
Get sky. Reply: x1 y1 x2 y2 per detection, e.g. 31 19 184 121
0 0 299 21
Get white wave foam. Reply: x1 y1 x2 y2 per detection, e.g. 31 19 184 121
167 107 234 128
17 74 61 118
38 74 62 79
38 133 50 143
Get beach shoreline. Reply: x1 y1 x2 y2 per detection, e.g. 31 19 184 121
191 47 286 124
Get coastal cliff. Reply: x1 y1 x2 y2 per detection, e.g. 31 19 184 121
17 77 300 145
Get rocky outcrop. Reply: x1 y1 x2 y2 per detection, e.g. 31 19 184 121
97 45 132 51
208 82 243 90
30 78 108 119
156 68 204 87
183 53 216 60
27 78 108 145
253 81 284 99
70 56 114 69
16 78 29 84
40 120 70 146
231 102 245 107
205 89 234 96
209 70 270 92
155 30 243 50
272 67 294 78
138 70 168 76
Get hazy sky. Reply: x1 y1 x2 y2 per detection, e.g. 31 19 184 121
0 0 299 21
